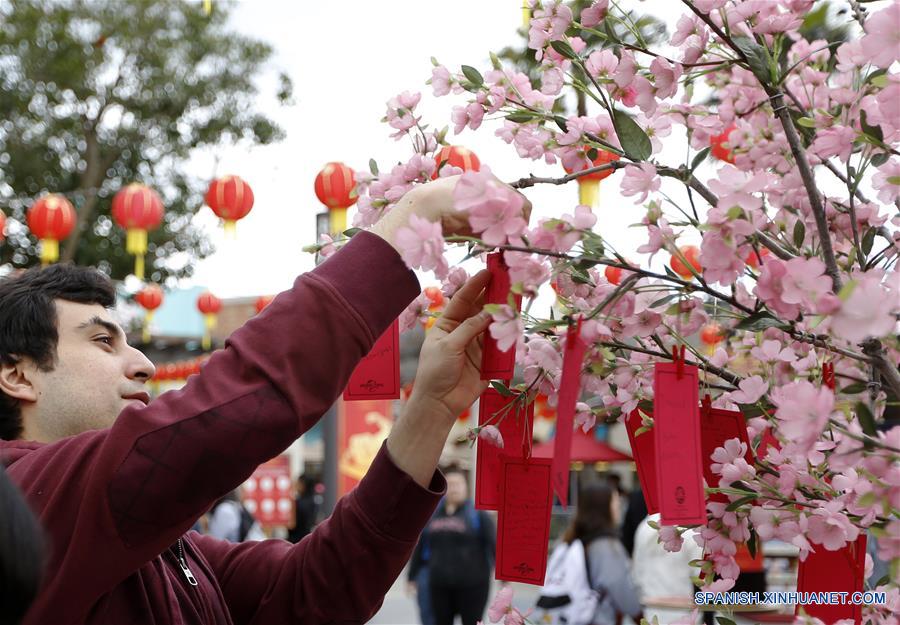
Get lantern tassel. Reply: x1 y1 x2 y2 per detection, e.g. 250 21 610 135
143 310 154 344
134 255 145 281
329 207 347 235
39 239 59 265
578 180 600 207
223 220 237 238
202 313 217 351
522 2 531 28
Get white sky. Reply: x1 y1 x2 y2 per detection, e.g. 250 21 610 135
183 0 689 300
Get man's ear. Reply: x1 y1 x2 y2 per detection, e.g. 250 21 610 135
0 359 38 403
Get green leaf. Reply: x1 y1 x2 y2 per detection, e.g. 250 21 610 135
587 147 599 161
716 617 737 625
735 312 788 332
732 36 772 83
855 402 878 439
550 39 578 60
747 528 758 559
554 115 569 132
342 227 362 238
738 403 771 419
840 382 868 395
649 294 678 309
368 158 379 176
795 116 817 128
461 65 484 87
506 112 537 124
871 152 890 167
612 108 652 161
793 220 806 247
491 381 513 397
690 147 711 173
861 109 884 143
726 494 757 511
862 227 876 256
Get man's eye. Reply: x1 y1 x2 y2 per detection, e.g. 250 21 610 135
95 335 113 345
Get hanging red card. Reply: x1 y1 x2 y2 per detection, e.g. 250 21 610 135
550 321 587 508
755 426 781 462
796 535 867 625
480 253 522 381
625 408 659 514
654 360 706 526
475 388 535 510
343 319 400 400
700 398 753 503
495 455 553 585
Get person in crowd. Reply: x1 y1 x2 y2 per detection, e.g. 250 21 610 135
632 513 702 625
537 480 643 625
206 490 264 543
408 466 495 625
0 176 524 624
620 485 648 557
0 466 45 625
287 475 318 543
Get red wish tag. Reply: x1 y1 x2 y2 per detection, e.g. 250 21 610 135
550 320 587 508
654 354 706 526
343 320 400 400
481 253 522 381
495 455 553 585
700 396 752 503
796 535 867 625
475 388 534 510
625 408 659 514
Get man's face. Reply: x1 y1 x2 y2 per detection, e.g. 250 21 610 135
24 300 155 441
445 472 468 506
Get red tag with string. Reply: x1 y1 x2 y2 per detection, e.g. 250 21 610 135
475 388 535 510
655 346 706 526
343 319 400 400
480 253 522 381
796 535 867 625
700 394 753 503
495 455 553 585
626 407 659 514
550 319 587 508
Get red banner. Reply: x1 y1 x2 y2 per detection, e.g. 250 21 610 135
242 454 293 528
338 398 394 497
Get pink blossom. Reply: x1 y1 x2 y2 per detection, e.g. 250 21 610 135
806 501 860 551
385 91 421 138
707 165 770 213
487 586 514 622
398 293 431 332
621 309 662 338
830 271 899 343
540 67 565 96
580 0 608 27
636 217 674 258
756 258 834 319
619 163 660 203
658 525 685 552
574 402 595 433
750 340 796 364
441 266 469 298
479 425 504 448
704 578 736 593
585 49 617 79
693 0 728 12
454 168 528 246
451 103 485 135
770 381 834 455
860 1 900 68
523 337 562 396
872 159 900 204
700 230 744 286
504 250 551 296
649 57 682 99
503 609 528 625
876 519 900 561
317 233 337 259
613 50 637 88
810 126 857 162
489 305 523 353
395 214 448 279
430 65 452 97
726 375 768 405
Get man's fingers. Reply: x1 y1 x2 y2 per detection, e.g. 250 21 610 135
441 269 491 324
444 310 492 353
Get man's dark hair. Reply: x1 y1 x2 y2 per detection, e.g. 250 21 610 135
0 264 116 440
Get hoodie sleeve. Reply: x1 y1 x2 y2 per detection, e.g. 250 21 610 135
194 442 444 625
7 232 420 623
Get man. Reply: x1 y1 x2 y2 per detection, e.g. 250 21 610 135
0 466 44 625
0 177 518 624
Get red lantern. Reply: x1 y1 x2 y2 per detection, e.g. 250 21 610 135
0 210 5 242
27 194 76 264
432 146 481 179
197 292 222 351
710 124 737 164
700 323 724 346
423 286 444 311
205 175 254 236
563 148 620 206
670 245 701 280
162 363 178 381
314 162 357 234
135 284 164 344
745 247 770 269
111 183 164 279
255 295 274 314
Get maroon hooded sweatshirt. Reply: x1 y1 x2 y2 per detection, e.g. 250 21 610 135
1 232 445 625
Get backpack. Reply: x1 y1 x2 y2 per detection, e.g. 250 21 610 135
237 504 265 541
534 539 605 625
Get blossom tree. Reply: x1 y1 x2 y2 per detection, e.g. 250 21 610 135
315 1 900 620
